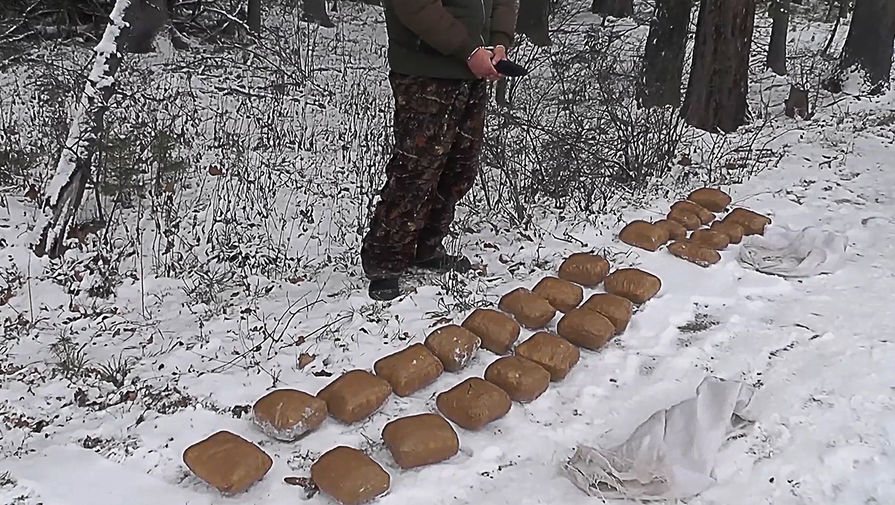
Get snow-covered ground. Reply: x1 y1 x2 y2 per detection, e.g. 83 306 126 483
2 5 895 505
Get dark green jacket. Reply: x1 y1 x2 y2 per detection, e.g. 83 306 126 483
382 0 517 80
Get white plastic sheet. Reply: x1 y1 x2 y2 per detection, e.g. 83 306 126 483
564 377 754 500
738 226 848 277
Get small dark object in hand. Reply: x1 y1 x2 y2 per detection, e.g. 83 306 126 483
495 59 528 77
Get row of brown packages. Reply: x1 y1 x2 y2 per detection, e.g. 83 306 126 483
618 187 771 267
183 250 668 504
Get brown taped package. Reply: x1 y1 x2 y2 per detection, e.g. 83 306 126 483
581 293 634 334
671 200 716 225
557 308 615 350
317 370 392 424
436 377 512 431
688 187 732 212
252 389 328 441
311 446 390 505
668 241 721 267
382 414 459 469
514 332 580 381
498 288 557 329
710 220 745 244
558 253 610 287
461 308 520 355
424 325 482 372
667 208 702 231
604 268 662 304
689 229 730 250
532 276 584 313
619 221 670 252
654 219 688 242
723 208 771 235
374 344 444 396
183 431 273 495
484 356 551 403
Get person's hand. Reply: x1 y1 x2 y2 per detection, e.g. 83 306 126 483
467 47 500 81
491 45 508 66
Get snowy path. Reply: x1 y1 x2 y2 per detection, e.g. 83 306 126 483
4 120 895 504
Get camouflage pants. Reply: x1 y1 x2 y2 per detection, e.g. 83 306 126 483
362 73 488 280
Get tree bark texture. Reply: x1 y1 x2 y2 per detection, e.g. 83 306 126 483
767 0 789 76
591 0 634 18
682 0 756 133
248 0 261 33
834 0 895 93
35 0 134 258
517 0 552 46
639 0 691 107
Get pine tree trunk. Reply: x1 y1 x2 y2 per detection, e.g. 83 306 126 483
767 0 790 76
34 0 134 258
517 0 552 46
682 0 756 133
831 0 895 94
591 0 634 18
639 0 691 107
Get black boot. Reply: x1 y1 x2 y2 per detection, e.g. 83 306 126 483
369 278 402 301
414 249 473 274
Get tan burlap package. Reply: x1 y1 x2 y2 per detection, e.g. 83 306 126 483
311 446 390 505
604 268 662 304
581 293 634 334
654 219 688 242
382 413 459 469
461 308 521 355
498 288 557 329
424 325 482 372
182 431 273 495
723 208 771 235
668 241 722 267
514 331 580 381
710 220 745 244
688 187 732 212
619 221 670 252
667 208 702 231
374 343 444 396
252 389 328 441
557 308 615 350
689 229 730 250
558 253 610 287
436 377 512 431
672 200 716 225
316 370 392 424
484 356 551 403
532 276 584 313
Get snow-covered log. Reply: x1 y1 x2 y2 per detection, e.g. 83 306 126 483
33 0 133 258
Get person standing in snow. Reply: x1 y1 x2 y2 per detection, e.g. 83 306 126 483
362 0 518 300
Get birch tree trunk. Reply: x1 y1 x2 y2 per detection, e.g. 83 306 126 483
34 0 134 258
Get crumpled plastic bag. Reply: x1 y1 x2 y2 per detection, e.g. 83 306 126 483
738 226 848 277
564 377 754 500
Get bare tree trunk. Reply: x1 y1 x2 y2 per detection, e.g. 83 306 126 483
827 0 895 94
518 0 552 46
248 0 261 33
34 0 135 258
125 0 168 52
592 0 634 18
639 0 691 107
301 0 334 27
767 0 790 76
682 0 756 133
838 0 850 18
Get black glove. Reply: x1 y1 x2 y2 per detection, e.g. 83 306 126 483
495 59 529 77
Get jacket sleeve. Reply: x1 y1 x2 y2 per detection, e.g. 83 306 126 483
392 0 480 62
489 0 517 48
